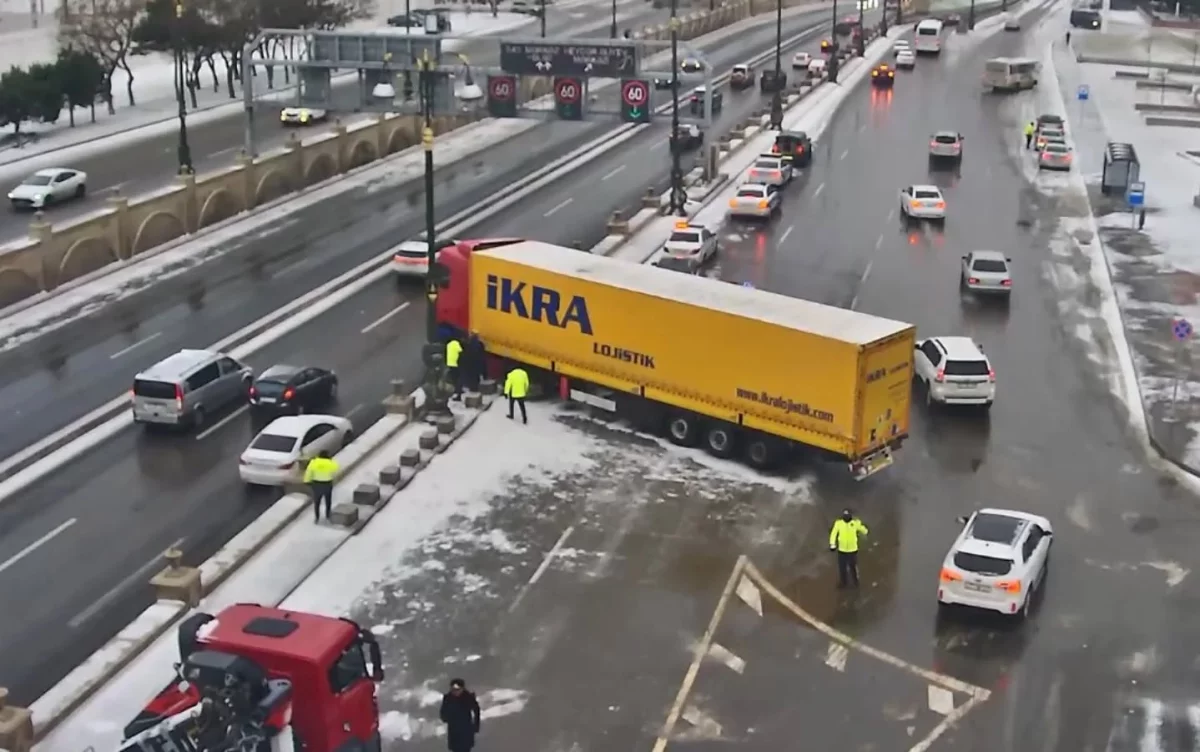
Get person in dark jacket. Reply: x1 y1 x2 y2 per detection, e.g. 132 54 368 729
464 334 486 391
439 678 481 752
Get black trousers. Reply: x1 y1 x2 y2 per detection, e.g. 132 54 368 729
448 366 462 397
310 482 333 520
507 396 527 423
1024 133 1033 149
837 551 859 587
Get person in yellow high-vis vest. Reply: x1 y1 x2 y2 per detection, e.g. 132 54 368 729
829 509 868 588
446 337 463 400
303 450 339 522
503 367 530 424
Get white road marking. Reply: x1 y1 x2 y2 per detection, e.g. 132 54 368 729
839 148 849 160
735 572 762 615
361 301 411 334
601 164 627 181
812 181 825 198
778 225 794 244
544 197 574 217
195 405 249 441
109 331 162 360
97 181 127 194
928 684 956 715
207 146 240 159
508 525 574 614
707 642 746 674
875 233 884 250
887 207 896 222
70 537 186 628
824 642 849 672
343 403 365 420
680 706 724 739
0 518 77 576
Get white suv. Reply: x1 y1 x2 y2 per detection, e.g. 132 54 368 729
913 336 995 408
938 508 1053 619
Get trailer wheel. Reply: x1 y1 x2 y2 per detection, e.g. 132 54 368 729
744 436 779 470
704 424 738 458
667 411 699 446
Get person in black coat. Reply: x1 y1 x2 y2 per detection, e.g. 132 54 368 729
464 334 486 391
439 678 481 752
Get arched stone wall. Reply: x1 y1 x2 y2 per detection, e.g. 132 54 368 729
0 267 40 308
198 189 239 228
348 138 378 169
386 123 417 154
304 153 337 187
254 169 292 205
132 211 187 255
58 236 118 284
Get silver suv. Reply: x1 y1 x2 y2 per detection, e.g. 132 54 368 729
132 349 253 429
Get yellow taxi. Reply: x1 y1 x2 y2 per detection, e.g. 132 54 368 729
870 63 895 88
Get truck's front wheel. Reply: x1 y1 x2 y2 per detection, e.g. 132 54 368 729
704 423 738 458
667 411 699 446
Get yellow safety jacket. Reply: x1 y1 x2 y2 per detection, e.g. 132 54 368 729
504 368 530 399
1023 122 1035 136
304 456 339 483
829 518 868 553
446 339 463 368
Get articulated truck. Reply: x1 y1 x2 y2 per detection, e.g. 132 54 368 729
436 240 916 478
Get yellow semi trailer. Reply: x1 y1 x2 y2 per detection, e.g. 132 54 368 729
459 241 915 477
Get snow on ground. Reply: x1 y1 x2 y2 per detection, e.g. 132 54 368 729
1072 3 1200 67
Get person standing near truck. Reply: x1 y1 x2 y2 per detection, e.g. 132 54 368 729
829 509 869 588
440 678 481 752
504 366 530 424
446 337 464 400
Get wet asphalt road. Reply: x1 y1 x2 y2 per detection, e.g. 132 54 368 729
341 9 1200 752
0 0 664 244
0 12 846 706
0 2 838 463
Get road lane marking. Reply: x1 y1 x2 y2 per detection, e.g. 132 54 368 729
707 643 745 674
508 525 574 614
0 518 77 576
195 405 249 441
361 301 411 334
824 642 849 672
343 403 365 420
652 555 749 752
544 197 574 217
109 331 162 360
207 146 240 159
887 207 896 222
69 536 185 628
812 182 825 198
928 685 955 715
601 165 627 181
849 259 874 310
778 225 794 245
875 233 884 249
839 148 849 160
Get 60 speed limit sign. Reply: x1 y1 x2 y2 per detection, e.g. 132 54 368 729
555 77 582 103
621 79 648 107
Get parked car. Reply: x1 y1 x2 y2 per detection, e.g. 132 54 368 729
238 415 354 487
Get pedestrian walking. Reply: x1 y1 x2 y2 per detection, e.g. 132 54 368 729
439 678 481 752
446 336 464 400
304 450 339 522
828 509 869 588
1065 30 1071 45
504 366 530 424
1023 120 1036 149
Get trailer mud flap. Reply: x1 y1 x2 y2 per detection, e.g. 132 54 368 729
851 445 894 480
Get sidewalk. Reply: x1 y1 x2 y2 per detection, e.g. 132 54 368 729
1039 8 1200 475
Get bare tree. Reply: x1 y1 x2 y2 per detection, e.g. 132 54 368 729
57 0 141 113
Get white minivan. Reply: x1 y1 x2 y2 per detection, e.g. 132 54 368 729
914 19 943 54
983 57 1039 92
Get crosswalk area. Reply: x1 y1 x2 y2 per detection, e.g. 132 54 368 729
1106 696 1200 752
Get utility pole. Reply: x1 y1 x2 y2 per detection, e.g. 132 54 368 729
828 0 840 83
173 0 193 174
968 0 976 30
770 0 783 128
668 7 686 216
856 0 865 55
419 48 438 345
610 0 617 37
540 0 547 36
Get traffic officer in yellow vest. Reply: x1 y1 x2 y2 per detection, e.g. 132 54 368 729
446 337 464 400
303 450 339 523
829 509 869 588
503 366 530 424
1023 120 1036 149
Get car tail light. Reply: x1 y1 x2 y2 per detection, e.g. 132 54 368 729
796 145 805 153
770 170 780 179
910 200 921 208
728 198 738 208
757 199 769 209
968 277 980 284
239 458 250 465
249 386 257 397
771 145 780 154
939 568 962 582
997 580 1021 594
175 383 184 412
283 387 295 400
1001 279 1012 287
930 140 938 147
278 461 295 470
934 201 946 209
988 368 996 382
934 368 945 383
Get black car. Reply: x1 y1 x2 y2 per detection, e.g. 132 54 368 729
654 76 677 91
249 364 338 414
759 69 787 93
944 12 961 26
670 124 704 151
771 131 813 166
1036 113 1065 132
870 63 895 88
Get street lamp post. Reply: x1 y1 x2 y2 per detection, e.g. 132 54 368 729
828 0 840 83
968 0 976 30
173 1 193 174
419 49 439 345
610 0 617 37
770 0 782 128
856 0 865 55
539 0 547 36
667 8 686 216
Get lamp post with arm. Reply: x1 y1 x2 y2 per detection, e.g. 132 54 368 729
769 0 783 128
173 0 193 174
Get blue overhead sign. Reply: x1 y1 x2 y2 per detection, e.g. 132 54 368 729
1173 317 1192 341
1077 84 1090 100
1127 180 1146 207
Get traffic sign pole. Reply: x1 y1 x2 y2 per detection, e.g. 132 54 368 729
1171 317 1193 423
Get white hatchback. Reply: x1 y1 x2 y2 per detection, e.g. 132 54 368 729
938 508 1053 619
896 49 916 68
239 414 354 486
900 184 946 220
913 336 996 408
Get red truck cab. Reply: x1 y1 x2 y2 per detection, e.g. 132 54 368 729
125 603 385 752
434 238 524 336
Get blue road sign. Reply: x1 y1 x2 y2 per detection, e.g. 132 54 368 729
1077 84 1090 100
1173 318 1193 341
1127 180 1146 207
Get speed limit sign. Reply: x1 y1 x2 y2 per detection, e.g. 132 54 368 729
553 76 583 120
486 74 518 118
621 79 648 107
489 76 514 100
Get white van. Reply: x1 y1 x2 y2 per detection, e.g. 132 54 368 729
983 57 1039 91
807 57 827 78
915 19 943 54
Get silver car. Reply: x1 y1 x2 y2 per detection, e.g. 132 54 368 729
928 131 963 161
132 349 253 429
1038 142 1072 170
727 183 780 219
960 250 1012 297
747 155 792 187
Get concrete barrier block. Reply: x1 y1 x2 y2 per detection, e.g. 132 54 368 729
330 503 360 527
379 465 402 485
0 688 34 752
436 415 457 435
419 429 439 450
390 379 407 396
480 378 497 395
353 483 381 506
606 210 630 236
642 187 660 208
400 447 421 467
383 393 415 416
464 393 483 408
148 548 202 607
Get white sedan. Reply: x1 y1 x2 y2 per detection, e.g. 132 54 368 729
8 167 87 211
392 237 457 278
280 106 328 126
938 508 1052 619
900 184 946 221
791 51 812 69
727 182 780 219
239 414 354 487
896 49 916 68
